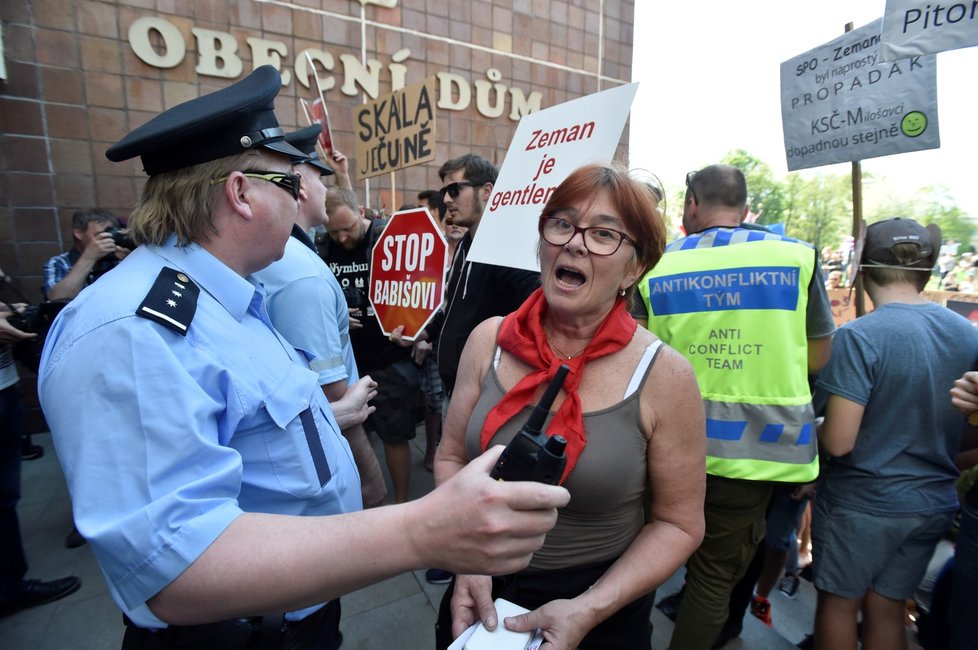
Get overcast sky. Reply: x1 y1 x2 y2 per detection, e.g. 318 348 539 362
628 0 978 225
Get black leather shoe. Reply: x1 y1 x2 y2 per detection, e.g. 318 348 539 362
655 587 685 622
65 527 87 549
0 577 81 619
21 443 44 461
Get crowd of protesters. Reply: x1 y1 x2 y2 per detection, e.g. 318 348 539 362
1 67 976 650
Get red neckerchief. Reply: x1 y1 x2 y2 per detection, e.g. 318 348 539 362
480 288 636 484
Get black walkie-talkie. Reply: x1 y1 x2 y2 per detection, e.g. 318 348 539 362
489 365 570 485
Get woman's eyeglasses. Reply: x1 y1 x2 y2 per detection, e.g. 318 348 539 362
539 216 634 256
440 181 478 199
211 170 302 201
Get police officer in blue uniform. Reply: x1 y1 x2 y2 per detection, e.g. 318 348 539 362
37 66 568 649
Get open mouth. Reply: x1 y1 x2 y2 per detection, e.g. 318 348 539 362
555 265 586 287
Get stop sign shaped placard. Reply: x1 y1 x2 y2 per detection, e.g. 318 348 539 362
369 207 447 340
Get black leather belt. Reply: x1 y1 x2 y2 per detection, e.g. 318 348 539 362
121 599 341 650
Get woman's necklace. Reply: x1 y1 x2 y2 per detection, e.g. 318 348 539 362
545 331 590 360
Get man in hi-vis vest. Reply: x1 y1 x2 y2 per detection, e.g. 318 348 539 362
634 164 835 650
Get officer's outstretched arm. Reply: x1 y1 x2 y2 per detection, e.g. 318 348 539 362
147 447 568 625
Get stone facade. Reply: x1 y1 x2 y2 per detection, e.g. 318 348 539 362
0 0 634 429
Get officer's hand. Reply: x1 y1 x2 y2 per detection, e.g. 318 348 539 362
347 308 363 330
346 376 378 424
408 447 569 577
83 231 117 261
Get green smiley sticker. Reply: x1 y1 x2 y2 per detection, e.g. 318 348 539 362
901 111 928 138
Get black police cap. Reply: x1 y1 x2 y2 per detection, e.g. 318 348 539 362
105 65 305 176
285 125 335 176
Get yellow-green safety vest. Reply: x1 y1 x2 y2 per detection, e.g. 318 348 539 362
638 227 819 483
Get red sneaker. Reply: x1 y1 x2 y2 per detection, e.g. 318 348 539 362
750 594 773 627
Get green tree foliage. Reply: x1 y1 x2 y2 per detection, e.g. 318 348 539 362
657 151 971 251
867 184 976 246
787 174 851 251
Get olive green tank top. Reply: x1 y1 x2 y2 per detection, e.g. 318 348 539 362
465 341 662 571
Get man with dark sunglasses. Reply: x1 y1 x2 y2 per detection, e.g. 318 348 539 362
428 154 540 397
35 67 568 649
395 154 540 587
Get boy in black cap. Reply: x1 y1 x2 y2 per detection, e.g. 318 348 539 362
812 217 978 649
36 66 568 648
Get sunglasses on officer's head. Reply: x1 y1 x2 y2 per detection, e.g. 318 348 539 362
440 181 478 199
685 171 698 203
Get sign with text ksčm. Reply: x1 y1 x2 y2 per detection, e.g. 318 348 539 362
467 83 639 272
780 19 939 172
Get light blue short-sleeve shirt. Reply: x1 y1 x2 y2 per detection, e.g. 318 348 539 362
254 234 358 387
38 238 362 628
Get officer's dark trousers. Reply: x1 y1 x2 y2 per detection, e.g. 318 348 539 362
0 384 29 601
122 598 342 650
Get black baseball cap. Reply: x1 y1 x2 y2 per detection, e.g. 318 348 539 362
285 125 335 176
863 217 941 269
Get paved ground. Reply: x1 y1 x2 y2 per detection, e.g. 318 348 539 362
3 429 822 649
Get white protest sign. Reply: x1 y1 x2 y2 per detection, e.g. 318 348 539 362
780 19 939 172
466 83 639 272
881 0 978 60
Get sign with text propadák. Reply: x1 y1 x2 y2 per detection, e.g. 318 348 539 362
368 208 447 340
466 82 638 272
355 77 436 181
780 19 939 172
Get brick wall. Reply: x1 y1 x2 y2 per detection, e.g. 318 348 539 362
0 0 634 432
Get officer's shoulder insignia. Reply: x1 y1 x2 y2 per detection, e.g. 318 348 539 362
136 267 200 336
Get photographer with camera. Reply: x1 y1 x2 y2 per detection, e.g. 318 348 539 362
0 296 81 620
43 208 133 301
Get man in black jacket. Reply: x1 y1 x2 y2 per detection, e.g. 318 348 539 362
433 154 540 395
403 154 539 586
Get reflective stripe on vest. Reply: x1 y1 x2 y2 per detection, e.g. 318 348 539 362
640 227 819 482
704 399 818 481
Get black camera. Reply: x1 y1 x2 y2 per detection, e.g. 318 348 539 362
109 227 135 250
7 304 42 335
6 301 68 373
342 285 368 322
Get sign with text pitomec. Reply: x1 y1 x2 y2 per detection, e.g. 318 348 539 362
881 0 978 60
368 208 447 341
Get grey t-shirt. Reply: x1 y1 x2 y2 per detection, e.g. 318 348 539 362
816 301 978 516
